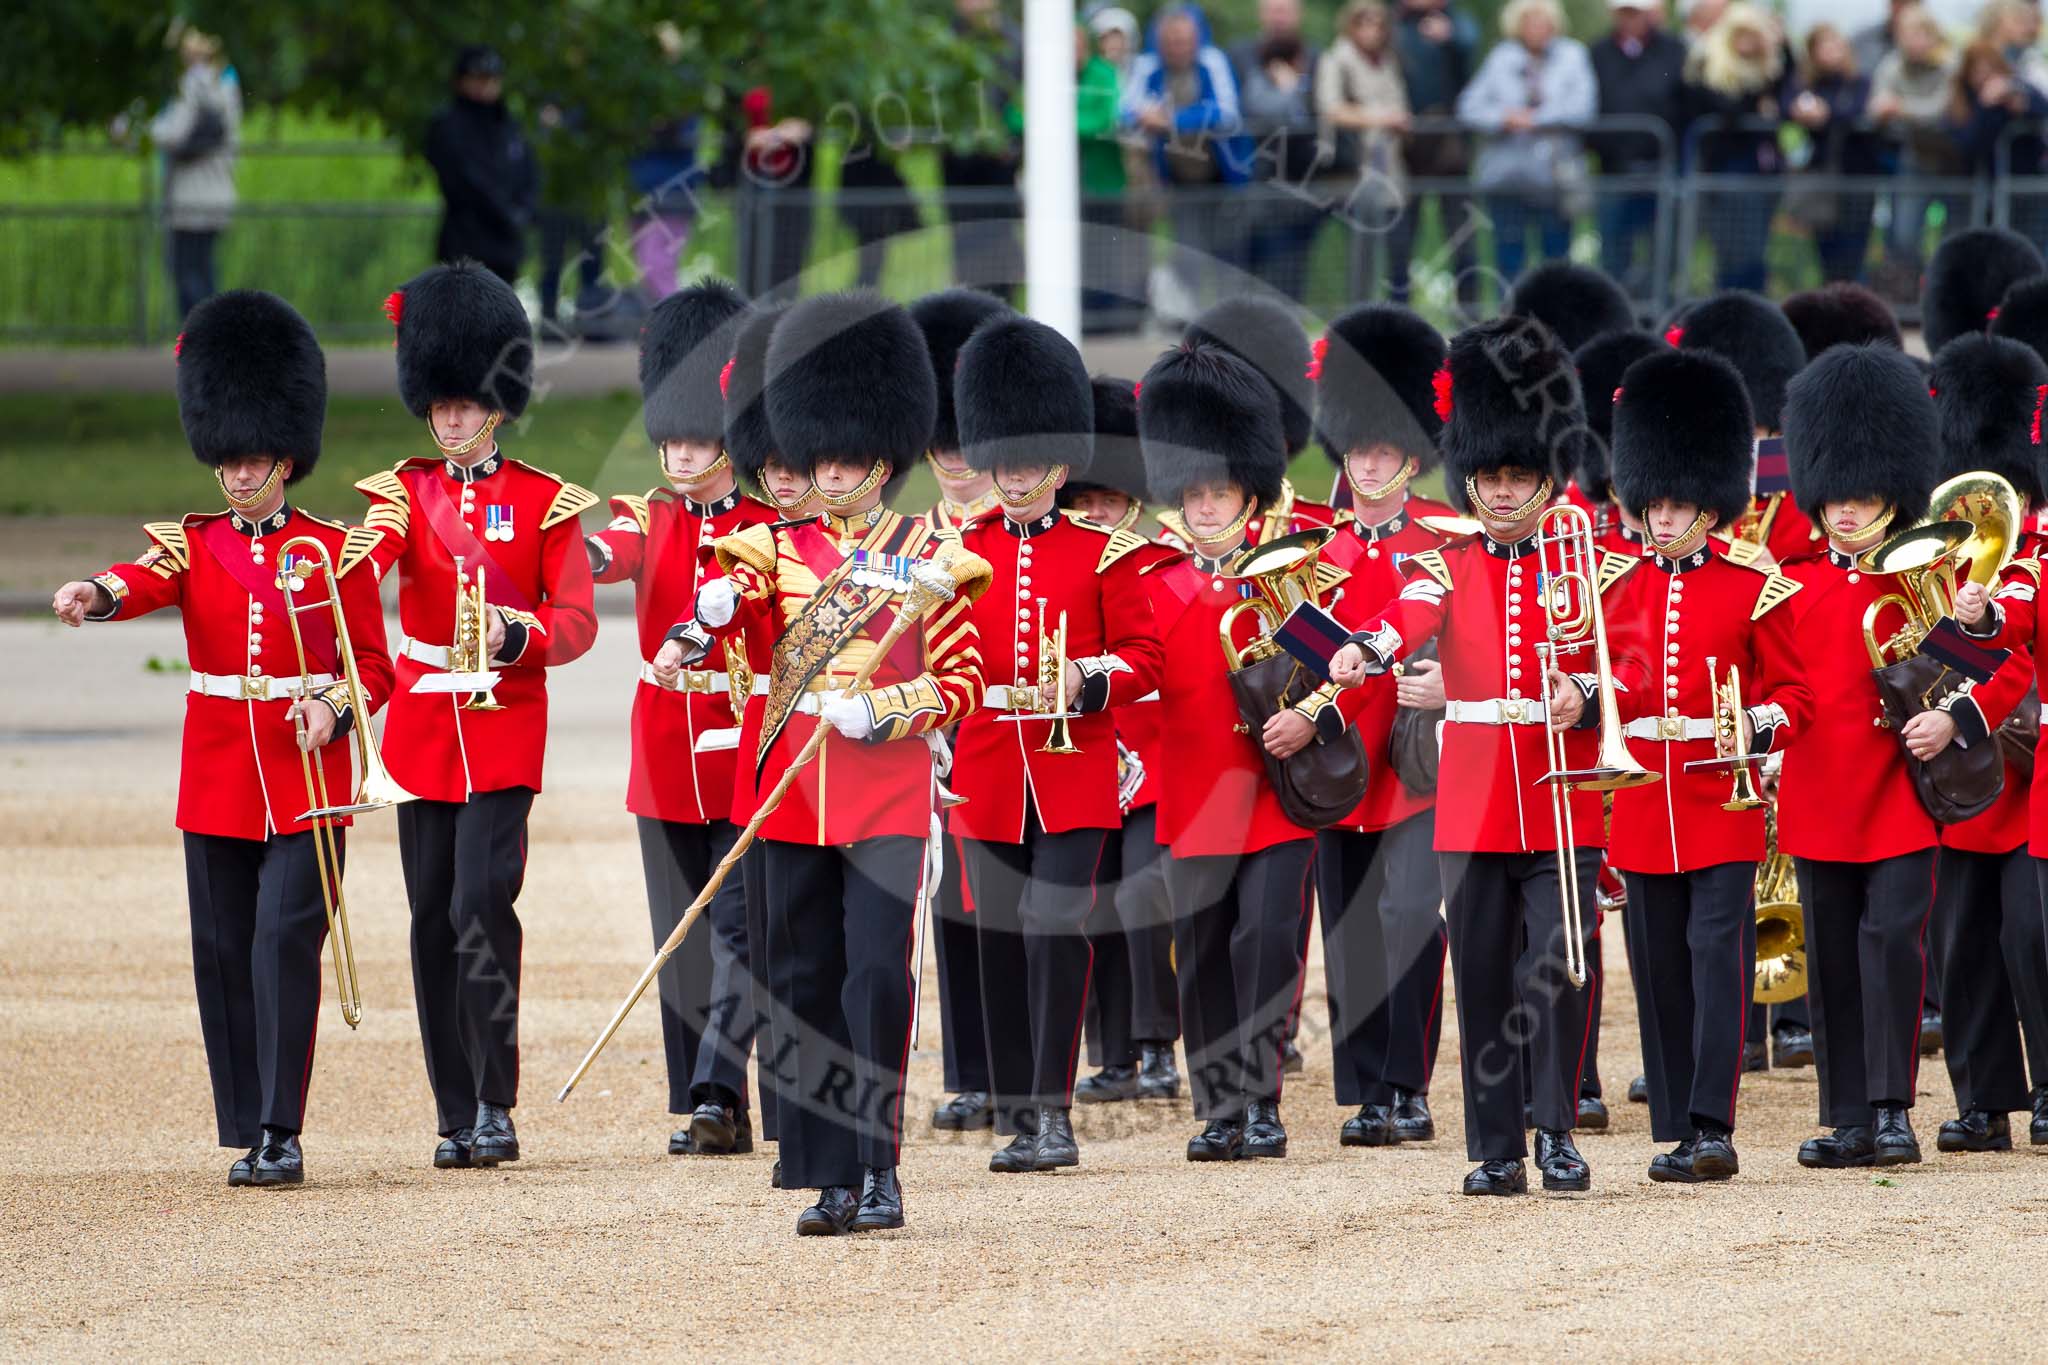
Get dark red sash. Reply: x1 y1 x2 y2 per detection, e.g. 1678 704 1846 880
406 469 537 614
196 516 339 674
1143 555 1204 637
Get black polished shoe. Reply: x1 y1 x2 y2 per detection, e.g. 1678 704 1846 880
228 1147 259 1188
1186 1118 1244 1162
1743 1041 1769 1073
1576 1095 1609 1132
1873 1105 1922 1166
433 1127 475 1170
989 1128 1039 1174
668 1129 695 1156
1340 1102 1397 1147
1627 1074 1649 1104
472 1103 520 1166
1797 1125 1875 1168
1074 1064 1141 1104
1918 1009 1944 1056
1281 1041 1304 1074
251 1128 304 1187
1647 1139 1700 1184
1033 1108 1080 1169
1535 1128 1591 1192
1138 1044 1181 1100
1936 1109 2012 1153
1691 1131 1739 1180
1392 1089 1435 1142
687 1101 755 1155
1242 1101 1288 1158
769 1158 782 1189
932 1091 994 1131
1461 1159 1527 1196
2033 1087 2048 1146
1773 1026 1815 1069
795 1185 859 1237
850 1166 904 1232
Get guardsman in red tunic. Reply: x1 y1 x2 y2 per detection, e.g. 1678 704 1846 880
355 263 599 1170
1925 335 2048 1152
949 319 1163 1173
1303 305 1461 1150
663 292 989 1236
52 291 393 1187
1776 344 1941 1169
1135 342 1319 1162
907 288 1014 1134
1603 349 1814 1183
585 281 778 1158
1331 317 1651 1197
1066 378 1185 1107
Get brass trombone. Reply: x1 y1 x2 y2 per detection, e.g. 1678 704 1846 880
1683 656 1768 811
277 536 420 1029
1530 503 1659 989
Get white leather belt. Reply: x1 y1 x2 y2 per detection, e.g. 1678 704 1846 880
1444 697 1550 726
189 670 336 702
793 689 845 716
1623 715 1717 742
397 635 452 670
639 664 728 693
984 684 1046 711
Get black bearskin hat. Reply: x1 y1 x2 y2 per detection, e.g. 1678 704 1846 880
1138 342 1287 510
764 290 935 498
955 315 1094 477
1666 290 1806 433
1439 316 1583 495
1504 261 1636 353
1312 303 1445 473
1988 274 2048 372
909 288 1015 453
1186 296 1315 455
1571 329 1668 501
176 290 327 482
1924 228 2044 352
640 278 750 447
1785 344 1938 526
1062 376 1147 505
1929 332 2048 507
1610 348 1756 527
1780 282 1901 362
722 303 788 490
390 260 533 420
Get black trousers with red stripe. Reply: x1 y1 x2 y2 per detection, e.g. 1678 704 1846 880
968 816 1111 1134
1935 847 2048 1113
760 835 922 1190
1165 840 1317 1120
397 787 532 1137
636 816 754 1114
1441 848 1601 1161
1796 850 1937 1127
1084 806 1180 1067
1621 861 1758 1142
181 829 333 1147
931 832 991 1094
1317 812 1446 1107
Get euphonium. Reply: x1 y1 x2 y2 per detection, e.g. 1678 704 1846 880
1530 503 1659 990
1860 470 2022 667
277 536 421 1029
1217 526 1336 669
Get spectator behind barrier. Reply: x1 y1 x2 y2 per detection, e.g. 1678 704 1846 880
1234 0 1327 301
1784 24 1887 285
425 45 538 286
1393 0 1482 308
1317 0 1414 297
151 27 241 320
1682 3 1788 292
1588 0 1687 294
1870 5 1963 291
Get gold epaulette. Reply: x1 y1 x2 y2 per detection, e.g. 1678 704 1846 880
541 482 600 530
928 524 964 551
337 526 384 578
714 521 777 575
2009 557 2043 587
1407 548 1452 593
1313 560 1350 598
1155 509 1191 545
1595 548 1639 596
141 522 190 576
611 491 653 536
1096 526 1151 572
356 468 411 539
356 467 409 505
1751 571 1802 621
1722 538 1769 568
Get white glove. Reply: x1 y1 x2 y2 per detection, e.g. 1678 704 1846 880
909 560 957 603
822 692 876 740
696 578 738 628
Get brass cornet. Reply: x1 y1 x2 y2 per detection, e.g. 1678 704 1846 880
450 555 505 711
277 536 420 1029
1531 503 1659 990
1035 598 1079 755
1689 655 1768 811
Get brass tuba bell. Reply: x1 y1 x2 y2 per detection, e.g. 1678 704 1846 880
1753 828 1807 1004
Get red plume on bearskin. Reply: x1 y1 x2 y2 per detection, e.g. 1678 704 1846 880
1306 335 1327 383
383 290 405 328
1663 324 1684 347
1432 364 1454 423
719 357 734 400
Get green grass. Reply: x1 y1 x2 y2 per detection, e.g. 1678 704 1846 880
0 391 1367 522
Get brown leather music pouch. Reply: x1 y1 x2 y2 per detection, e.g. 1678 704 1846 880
1228 653 1371 829
1870 654 2004 824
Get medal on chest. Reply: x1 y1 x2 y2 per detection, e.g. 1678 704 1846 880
484 505 516 543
